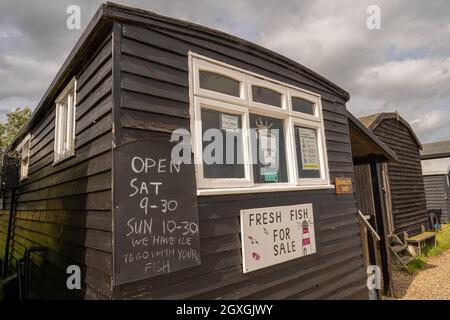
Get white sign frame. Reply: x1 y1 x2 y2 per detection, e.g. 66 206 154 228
240 204 316 273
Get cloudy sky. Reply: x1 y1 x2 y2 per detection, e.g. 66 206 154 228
1 0 449 143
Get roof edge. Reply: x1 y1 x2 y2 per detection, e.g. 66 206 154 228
6 4 109 153
347 111 398 163
360 112 423 150
103 1 350 101
7 1 352 153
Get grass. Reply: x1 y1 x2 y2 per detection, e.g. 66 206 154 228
426 224 450 257
405 224 450 273
406 257 427 273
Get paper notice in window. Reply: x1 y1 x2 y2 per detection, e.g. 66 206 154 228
299 128 320 170
220 114 239 132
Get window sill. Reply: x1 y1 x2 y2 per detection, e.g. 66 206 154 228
197 184 335 196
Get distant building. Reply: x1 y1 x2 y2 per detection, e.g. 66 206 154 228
421 140 450 223
359 112 429 237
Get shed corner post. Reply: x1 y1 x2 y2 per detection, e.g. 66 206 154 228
111 20 123 298
369 157 393 297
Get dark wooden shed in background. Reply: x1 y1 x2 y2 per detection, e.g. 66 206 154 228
421 140 450 224
359 112 429 237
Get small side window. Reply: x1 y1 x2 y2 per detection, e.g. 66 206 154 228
199 71 241 97
17 135 31 180
251 86 282 108
54 78 77 163
292 97 315 116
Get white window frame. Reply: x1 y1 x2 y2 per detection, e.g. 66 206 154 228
189 52 332 195
16 134 31 181
54 78 77 164
193 58 248 106
248 76 288 112
193 97 253 189
290 118 329 186
288 88 320 121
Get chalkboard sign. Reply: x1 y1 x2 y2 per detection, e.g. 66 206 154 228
113 139 201 285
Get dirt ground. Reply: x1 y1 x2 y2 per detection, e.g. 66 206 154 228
392 249 450 300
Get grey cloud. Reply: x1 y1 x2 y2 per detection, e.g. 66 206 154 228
0 0 449 143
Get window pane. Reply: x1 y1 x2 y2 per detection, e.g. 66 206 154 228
22 140 30 160
292 97 315 115
199 70 241 97
295 126 321 179
251 86 282 107
59 103 66 153
250 114 288 183
201 108 245 179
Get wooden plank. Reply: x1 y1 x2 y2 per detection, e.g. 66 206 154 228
77 38 113 90
121 71 189 103
121 37 188 72
121 89 189 119
121 53 188 87
121 108 189 133
77 58 112 104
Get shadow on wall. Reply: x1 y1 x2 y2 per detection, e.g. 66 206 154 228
0 139 112 299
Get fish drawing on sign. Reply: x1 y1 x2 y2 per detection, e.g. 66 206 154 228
248 236 259 245
252 252 261 261
301 220 312 256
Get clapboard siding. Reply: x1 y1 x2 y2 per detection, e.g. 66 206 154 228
423 175 450 223
354 165 375 216
114 21 365 300
373 119 428 235
0 35 113 299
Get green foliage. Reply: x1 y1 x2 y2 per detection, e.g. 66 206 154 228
405 225 450 273
426 224 450 257
0 107 31 152
406 257 427 273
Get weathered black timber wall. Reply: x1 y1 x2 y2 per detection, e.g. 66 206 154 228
372 119 428 236
423 175 450 223
0 34 114 299
112 19 367 300
354 165 375 217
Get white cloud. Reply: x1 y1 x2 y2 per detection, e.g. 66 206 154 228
0 0 449 143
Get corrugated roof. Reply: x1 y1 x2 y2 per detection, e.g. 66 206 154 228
421 140 450 159
422 158 450 176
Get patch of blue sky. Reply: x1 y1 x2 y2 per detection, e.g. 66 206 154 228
385 45 430 62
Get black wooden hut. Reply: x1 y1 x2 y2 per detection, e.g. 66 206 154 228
0 2 395 300
359 112 429 237
421 140 450 223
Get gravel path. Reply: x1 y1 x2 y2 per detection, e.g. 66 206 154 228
392 250 450 300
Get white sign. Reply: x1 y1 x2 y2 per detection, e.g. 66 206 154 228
299 128 320 170
240 204 316 273
220 114 239 131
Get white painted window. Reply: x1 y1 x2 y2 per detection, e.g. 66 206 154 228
17 134 31 180
54 78 77 163
190 53 331 195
